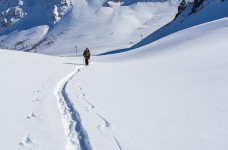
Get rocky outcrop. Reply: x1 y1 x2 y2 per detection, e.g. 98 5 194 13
174 0 186 19
103 1 113 7
191 0 204 13
0 0 72 31
49 5 59 24
0 7 26 29
174 0 226 21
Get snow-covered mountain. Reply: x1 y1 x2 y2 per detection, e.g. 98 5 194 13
129 0 228 50
1 0 227 56
1 14 228 150
0 0 228 150
0 0 72 30
0 0 73 51
0 0 181 55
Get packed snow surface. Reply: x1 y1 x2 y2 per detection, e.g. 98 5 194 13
1 14 228 150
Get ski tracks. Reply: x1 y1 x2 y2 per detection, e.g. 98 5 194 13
76 84 122 150
55 66 92 150
55 65 123 150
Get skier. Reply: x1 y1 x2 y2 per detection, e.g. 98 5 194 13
83 47 90 66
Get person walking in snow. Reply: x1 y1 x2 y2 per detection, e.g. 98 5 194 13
83 47 90 66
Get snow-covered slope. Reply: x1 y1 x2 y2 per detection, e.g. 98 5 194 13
1 16 228 150
0 0 72 51
0 0 180 55
0 0 227 56
78 17 228 150
40 0 180 56
0 0 228 149
0 50 81 150
128 0 228 51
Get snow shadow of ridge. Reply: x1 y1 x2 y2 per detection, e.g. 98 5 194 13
103 0 166 7
99 1 228 56
121 0 168 6
63 63 84 65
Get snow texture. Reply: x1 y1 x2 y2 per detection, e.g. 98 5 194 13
0 0 228 149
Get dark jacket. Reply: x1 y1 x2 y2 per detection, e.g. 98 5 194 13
83 49 90 59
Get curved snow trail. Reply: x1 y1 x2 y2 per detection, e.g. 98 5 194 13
55 66 93 150
78 86 123 149
113 136 123 150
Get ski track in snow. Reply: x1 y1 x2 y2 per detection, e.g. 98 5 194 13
55 66 92 150
77 85 123 150
113 136 123 150
94 112 111 128
77 86 112 129
55 64 122 150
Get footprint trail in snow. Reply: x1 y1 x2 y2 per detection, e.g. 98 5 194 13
19 133 39 150
55 65 122 150
55 66 92 150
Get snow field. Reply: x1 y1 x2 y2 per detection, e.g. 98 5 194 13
68 17 228 150
0 25 49 50
1 16 228 150
0 50 82 150
0 0 228 150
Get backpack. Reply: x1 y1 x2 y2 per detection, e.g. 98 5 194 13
83 50 90 59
